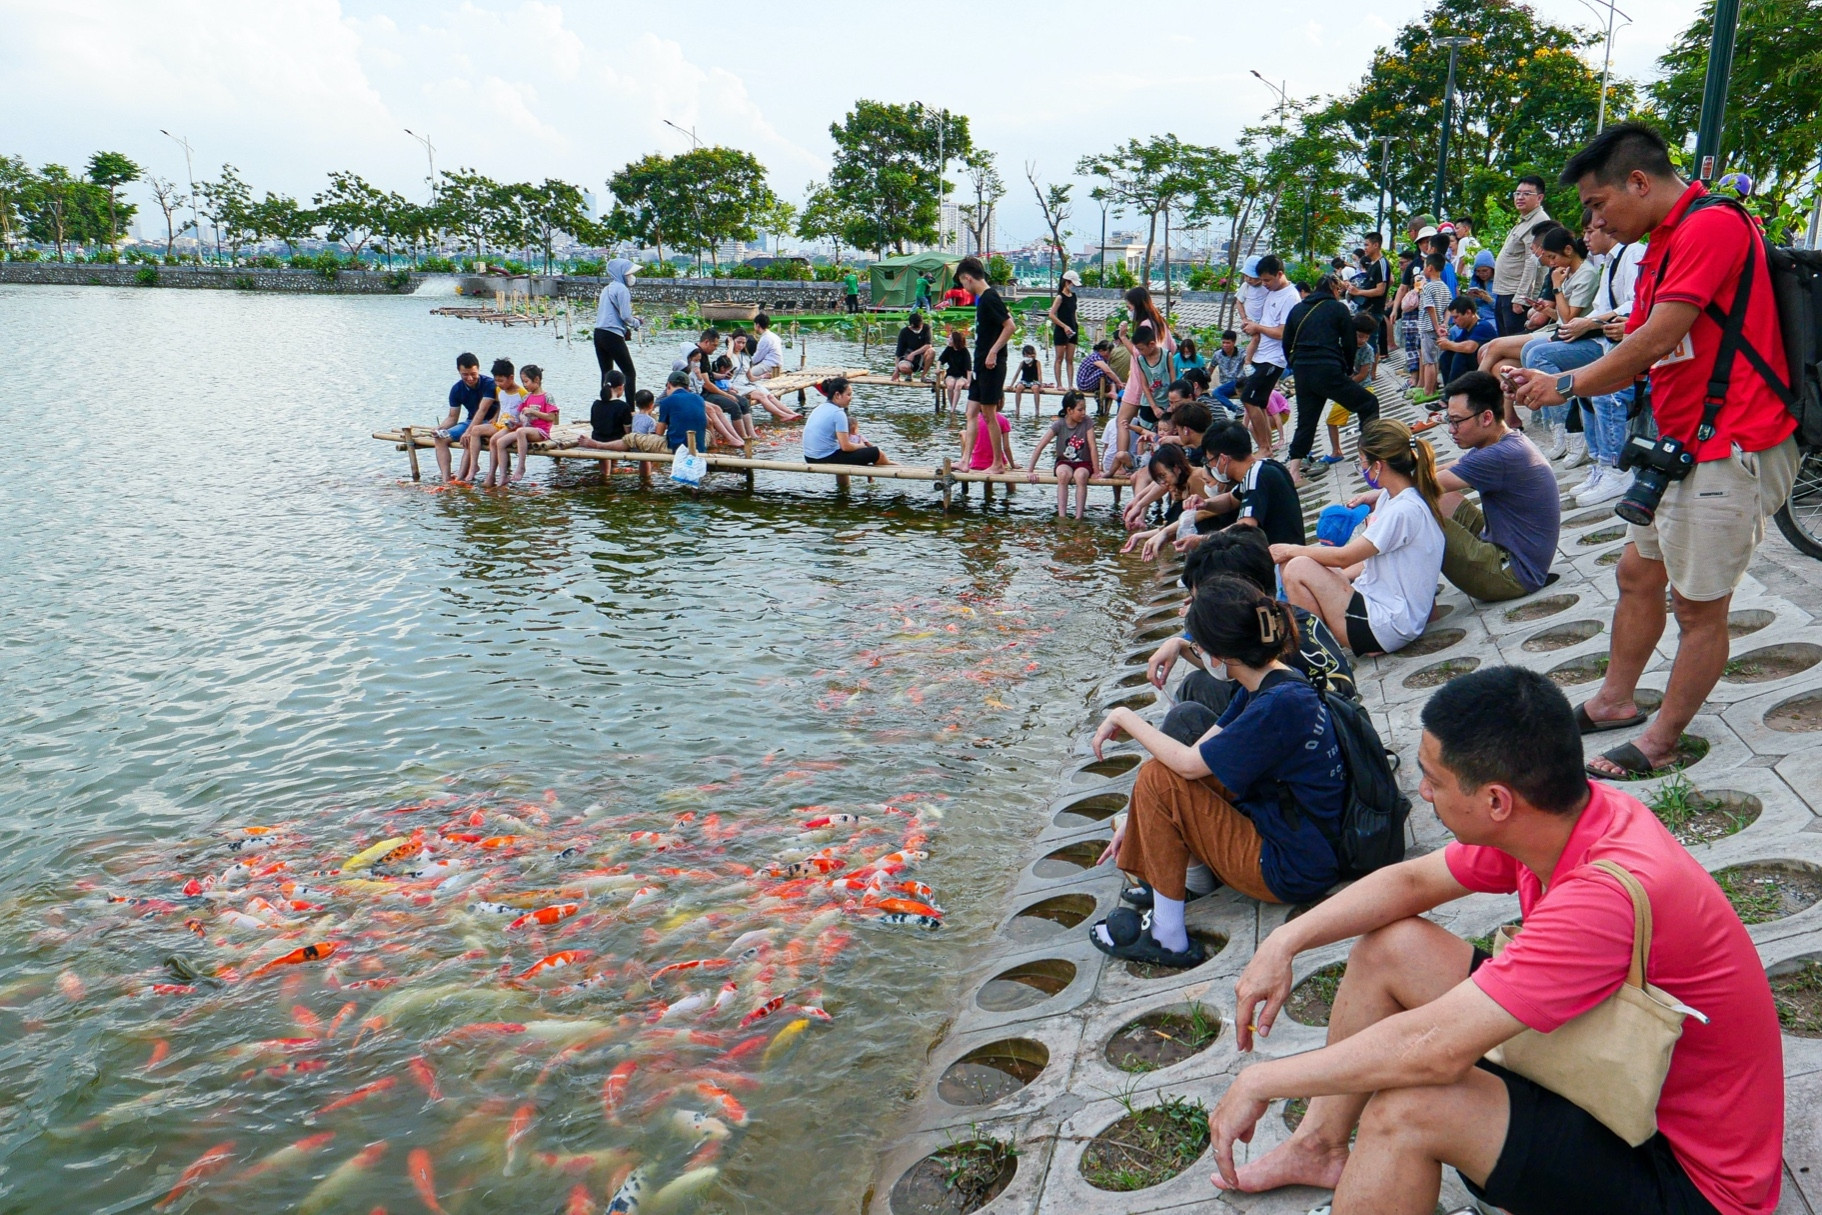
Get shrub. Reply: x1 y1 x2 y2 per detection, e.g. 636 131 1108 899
812 262 853 282
419 255 456 273
569 257 605 276
986 254 1013 284
231 274 256 290
755 260 812 281
248 254 285 269
133 266 159 287
639 261 678 278
384 269 413 291
496 258 530 274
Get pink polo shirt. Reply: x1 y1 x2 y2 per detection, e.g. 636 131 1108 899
1446 782 1784 1215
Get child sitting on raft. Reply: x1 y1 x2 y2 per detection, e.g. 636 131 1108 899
1025 392 1100 520
486 364 557 486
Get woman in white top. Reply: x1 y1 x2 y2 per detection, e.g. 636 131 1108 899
1270 419 1447 655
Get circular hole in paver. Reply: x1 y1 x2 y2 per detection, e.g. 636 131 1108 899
1712 861 1822 925
1522 619 1603 652
1402 656 1481 689
1594 733 1710 780
1285 961 1347 1026
1597 546 1625 565
1120 645 1158 665
1074 753 1140 782
1134 622 1183 643
1767 692 1822 733
1101 691 1157 713
1105 1003 1223 1073
1547 653 1609 686
1054 793 1128 828
1770 958 1822 1038
1112 669 1154 689
1123 929 1229 979
1722 643 1822 684
1505 593 1580 623
977 959 1076 1012
1137 602 1184 624
1080 1097 1210 1192
937 1038 1050 1106
1428 603 1455 623
1398 627 1466 657
1033 840 1108 878
1729 609 1775 639
1564 507 1617 527
890 1140 1018 1215
1578 524 1628 545
1146 587 1186 606
1005 894 1096 944
1645 783 1760 846
1635 687 1665 712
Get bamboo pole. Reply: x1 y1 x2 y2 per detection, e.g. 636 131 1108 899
401 425 421 481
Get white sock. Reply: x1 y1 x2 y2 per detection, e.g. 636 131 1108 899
1150 895 1189 952
1093 922 1114 947
1184 863 1217 897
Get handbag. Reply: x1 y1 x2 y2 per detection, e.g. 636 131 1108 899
1483 860 1706 1147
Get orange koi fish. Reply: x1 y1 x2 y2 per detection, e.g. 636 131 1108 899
327 1001 360 1037
144 1039 169 1070
407 1056 442 1101
601 1060 636 1121
240 1131 336 1181
407 1148 448 1215
155 1140 236 1209
738 996 786 1029
564 1184 593 1215
504 1104 535 1174
506 903 579 932
695 1082 749 1126
311 1076 396 1120
649 958 731 985
518 950 591 980
799 814 864 831
248 941 340 979
869 897 944 918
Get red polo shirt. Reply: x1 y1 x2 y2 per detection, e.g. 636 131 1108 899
1447 782 1784 1215
1626 181 1794 461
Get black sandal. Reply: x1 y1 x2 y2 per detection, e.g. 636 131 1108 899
1587 742 1659 778
1089 909 1208 969
1576 703 1650 735
1119 882 1154 910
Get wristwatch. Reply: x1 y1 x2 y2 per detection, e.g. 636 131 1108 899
1555 372 1576 398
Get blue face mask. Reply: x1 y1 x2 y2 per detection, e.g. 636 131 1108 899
1360 461 1381 490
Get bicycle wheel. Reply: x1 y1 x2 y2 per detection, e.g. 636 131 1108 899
1774 444 1822 559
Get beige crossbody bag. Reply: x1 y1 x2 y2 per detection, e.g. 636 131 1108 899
1483 859 1708 1147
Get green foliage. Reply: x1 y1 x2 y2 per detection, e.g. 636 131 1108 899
84 150 139 250
568 257 604 276
1080 262 1135 289
246 254 284 269
606 146 776 271
133 265 159 287
811 261 853 283
985 254 1012 284
419 254 456 273
826 100 972 253
199 164 256 258
313 169 382 258
384 269 413 291
1656 0 1822 224
0 154 33 253
753 259 812 281
639 261 679 278
1079 136 1235 282
249 192 314 254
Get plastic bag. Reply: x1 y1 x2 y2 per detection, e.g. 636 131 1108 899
670 449 707 487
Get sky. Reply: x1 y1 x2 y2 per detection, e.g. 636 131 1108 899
4 0 1705 247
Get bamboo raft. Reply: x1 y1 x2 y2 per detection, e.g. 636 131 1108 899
372 424 1129 510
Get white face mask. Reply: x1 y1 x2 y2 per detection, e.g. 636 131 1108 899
625 274 638 287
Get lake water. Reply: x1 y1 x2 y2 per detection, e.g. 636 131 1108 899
0 285 1148 1213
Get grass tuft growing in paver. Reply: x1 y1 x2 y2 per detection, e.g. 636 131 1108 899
1106 1003 1221 1073
892 1131 1019 1215
1772 961 1822 1038
1081 1093 1210 1191
1286 961 1347 1026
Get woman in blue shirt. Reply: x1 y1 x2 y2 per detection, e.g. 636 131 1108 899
802 376 893 466
1088 577 1347 968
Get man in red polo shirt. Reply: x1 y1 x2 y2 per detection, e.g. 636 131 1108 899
1204 666 1782 1215
1512 122 1799 779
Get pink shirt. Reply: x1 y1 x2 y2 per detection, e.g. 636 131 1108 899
967 413 1011 471
1447 783 1783 1215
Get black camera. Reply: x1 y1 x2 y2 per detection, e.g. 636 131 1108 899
1614 434 1695 526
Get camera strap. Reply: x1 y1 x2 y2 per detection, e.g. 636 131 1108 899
1697 229 1758 444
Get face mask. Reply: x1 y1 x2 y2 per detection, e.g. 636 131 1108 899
1361 462 1381 490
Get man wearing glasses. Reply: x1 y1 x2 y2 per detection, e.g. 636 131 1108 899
1491 175 1553 337
1431 370 1562 601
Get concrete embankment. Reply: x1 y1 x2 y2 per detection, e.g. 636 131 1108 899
0 263 425 294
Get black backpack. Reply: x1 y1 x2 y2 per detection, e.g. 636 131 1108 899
1666 195 1822 447
1276 672 1411 880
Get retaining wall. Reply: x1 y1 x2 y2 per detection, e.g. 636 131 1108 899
0 263 425 294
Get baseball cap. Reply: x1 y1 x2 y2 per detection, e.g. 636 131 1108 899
1242 255 1262 276
666 371 691 388
1437 222 1456 234
1062 269 1082 285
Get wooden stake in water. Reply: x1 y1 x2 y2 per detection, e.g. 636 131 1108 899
401 425 421 481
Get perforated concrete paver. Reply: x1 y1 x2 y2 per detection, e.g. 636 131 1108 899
868 369 1822 1214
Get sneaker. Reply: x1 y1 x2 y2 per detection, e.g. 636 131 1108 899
1318 454 1347 465
1562 434 1589 468
1578 467 1631 507
1568 464 1602 492
1544 423 1570 460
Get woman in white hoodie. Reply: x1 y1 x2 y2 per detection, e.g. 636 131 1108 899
593 258 640 397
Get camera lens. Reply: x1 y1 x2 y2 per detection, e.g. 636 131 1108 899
1615 467 1668 527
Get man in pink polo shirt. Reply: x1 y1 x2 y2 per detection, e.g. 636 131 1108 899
1204 665 1782 1215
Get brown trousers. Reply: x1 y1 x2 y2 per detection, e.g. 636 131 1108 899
1117 758 1278 903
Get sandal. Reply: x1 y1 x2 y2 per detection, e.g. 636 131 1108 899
1576 703 1649 735
1587 742 1659 779
1089 909 1208 969
1119 882 1154 910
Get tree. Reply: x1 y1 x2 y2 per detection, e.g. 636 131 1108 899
23 164 78 261
250 192 314 255
1077 135 1208 283
826 100 972 254
199 165 255 261
84 151 140 251
1335 0 1626 229
797 179 861 265
958 149 1005 257
1656 0 1822 224
757 196 798 255
0 156 37 255
146 174 189 260
436 169 506 260
313 170 383 259
608 148 774 272
1025 165 1074 291
605 153 682 268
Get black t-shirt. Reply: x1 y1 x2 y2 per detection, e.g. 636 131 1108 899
592 394 633 441
939 346 970 378
1237 458 1305 545
974 287 1010 356
1283 297 1353 371
896 325 932 359
1358 256 1389 314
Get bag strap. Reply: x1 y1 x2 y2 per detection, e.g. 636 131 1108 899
1588 859 1652 989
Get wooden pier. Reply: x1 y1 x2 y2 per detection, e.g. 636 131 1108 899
373 424 1128 511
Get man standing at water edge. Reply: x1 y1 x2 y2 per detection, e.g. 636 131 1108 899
958 255 1015 473
843 268 861 314
432 352 495 482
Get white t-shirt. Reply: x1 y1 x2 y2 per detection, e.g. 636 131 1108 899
751 330 784 376
803 401 849 461
1353 486 1446 650
1240 282 1268 324
1252 284 1303 369
496 389 525 423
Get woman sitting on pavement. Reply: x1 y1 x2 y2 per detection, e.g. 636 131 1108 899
802 376 893 467
1088 576 1348 967
1272 418 1447 656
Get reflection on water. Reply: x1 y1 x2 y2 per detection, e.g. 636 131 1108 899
0 287 1147 1212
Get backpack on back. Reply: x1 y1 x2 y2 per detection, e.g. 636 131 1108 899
1319 685 1411 878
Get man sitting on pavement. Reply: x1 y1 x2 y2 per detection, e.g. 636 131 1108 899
1206 664 1782 1215
1434 371 1561 602
893 311 935 381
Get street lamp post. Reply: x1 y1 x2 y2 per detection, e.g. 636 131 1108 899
1251 71 1293 253
662 120 707 273
1575 0 1634 134
158 129 201 264
403 129 436 203
1693 0 1743 182
1376 134 1392 239
1432 36 1474 218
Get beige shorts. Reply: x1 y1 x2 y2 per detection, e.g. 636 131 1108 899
1629 437 1800 602
622 432 668 453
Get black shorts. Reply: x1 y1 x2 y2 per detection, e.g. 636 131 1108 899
1240 363 1284 410
1052 325 1078 347
813 445 880 466
1344 590 1385 656
969 353 1007 405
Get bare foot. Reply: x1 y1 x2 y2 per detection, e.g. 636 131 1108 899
1212 1131 1348 1194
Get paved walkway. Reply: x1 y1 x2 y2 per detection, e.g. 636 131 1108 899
870 371 1822 1214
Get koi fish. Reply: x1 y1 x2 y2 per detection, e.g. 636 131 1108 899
155 1140 236 1210
648 958 731 985
248 941 340 979
504 1103 535 1175
506 903 580 932
695 1081 749 1126
478 835 519 850
297 1140 388 1215
711 982 739 1012
876 912 942 931
407 1148 448 1215
467 900 519 917
602 1060 636 1121
564 1183 594 1215
648 1166 720 1211
762 1017 812 1068
625 886 662 910
310 1076 396 1121
798 814 864 831
658 992 712 1021
239 1131 336 1181
407 1056 442 1101
341 837 408 873
606 1166 647 1214
870 897 944 918
739 996 786 1029
372 836 425 867
765 856 845 879
519 950 592 980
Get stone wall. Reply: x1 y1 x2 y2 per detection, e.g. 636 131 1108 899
0 263 425 294
538 276 857 312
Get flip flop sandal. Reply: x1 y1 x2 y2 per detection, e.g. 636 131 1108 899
1576 703 1650 735
1089 908 1208 969
1119 882 1155 910
1587 741 1659 779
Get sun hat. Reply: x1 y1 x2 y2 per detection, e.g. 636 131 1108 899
1242 255 1263 276
1062 269 1082 285
1416 225 1439 240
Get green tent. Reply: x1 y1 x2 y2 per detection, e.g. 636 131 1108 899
868 252 958 309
